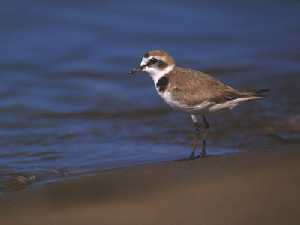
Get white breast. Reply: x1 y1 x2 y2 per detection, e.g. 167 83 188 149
158 90 183 110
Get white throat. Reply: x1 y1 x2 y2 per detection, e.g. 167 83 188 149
147 65 175 83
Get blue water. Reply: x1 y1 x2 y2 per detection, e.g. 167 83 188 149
1 0 300 192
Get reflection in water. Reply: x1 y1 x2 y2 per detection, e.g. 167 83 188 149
0 0 300 192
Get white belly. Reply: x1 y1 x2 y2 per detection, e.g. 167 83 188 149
157 89 214 113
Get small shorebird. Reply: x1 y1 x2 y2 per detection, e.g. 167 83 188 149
129 50 268 159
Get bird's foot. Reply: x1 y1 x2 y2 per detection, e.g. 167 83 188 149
189 152 204 160
199 151 207 158
188 152 196 160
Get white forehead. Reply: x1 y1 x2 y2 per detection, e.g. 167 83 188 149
140 57 149 66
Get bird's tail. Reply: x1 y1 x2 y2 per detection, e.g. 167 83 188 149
239 88 269 99
252 89 270 97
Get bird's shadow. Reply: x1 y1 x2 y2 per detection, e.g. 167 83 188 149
175 154 216 162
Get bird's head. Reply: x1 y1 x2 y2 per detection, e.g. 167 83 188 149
129 50 175 80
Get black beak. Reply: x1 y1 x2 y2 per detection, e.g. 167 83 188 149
128 65 145 75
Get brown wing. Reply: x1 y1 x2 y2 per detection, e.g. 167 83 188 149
167 67 243 106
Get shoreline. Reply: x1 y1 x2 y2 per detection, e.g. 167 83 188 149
1 148 300 225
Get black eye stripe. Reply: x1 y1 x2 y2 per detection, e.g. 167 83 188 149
146 58 158 66
150 58 158 63
144 52 149 58
146 58 166 67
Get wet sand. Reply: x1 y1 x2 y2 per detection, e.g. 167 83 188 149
1 148 300 225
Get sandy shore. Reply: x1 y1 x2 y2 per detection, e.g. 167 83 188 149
1 148 300 225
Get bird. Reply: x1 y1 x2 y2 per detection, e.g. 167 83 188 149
129 50 268 159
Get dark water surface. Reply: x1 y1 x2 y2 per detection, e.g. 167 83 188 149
1 0 300 193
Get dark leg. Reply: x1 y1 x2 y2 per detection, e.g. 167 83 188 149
200 114 210 157
189 114 201 159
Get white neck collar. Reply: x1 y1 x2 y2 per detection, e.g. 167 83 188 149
148 65 175 84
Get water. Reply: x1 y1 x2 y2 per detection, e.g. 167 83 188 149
1 0 300 192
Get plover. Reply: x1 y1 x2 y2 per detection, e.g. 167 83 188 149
129 50 268 159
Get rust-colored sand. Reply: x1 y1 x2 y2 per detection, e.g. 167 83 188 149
1 150 300 225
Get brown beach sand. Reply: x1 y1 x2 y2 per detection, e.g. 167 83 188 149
1 148 300 225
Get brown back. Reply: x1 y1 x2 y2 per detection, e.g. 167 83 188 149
165 67 245 106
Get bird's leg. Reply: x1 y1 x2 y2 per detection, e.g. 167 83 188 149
200 114 210 157
189 114 202 159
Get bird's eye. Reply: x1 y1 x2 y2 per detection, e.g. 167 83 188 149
150 58 158 64
146 58 160 67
